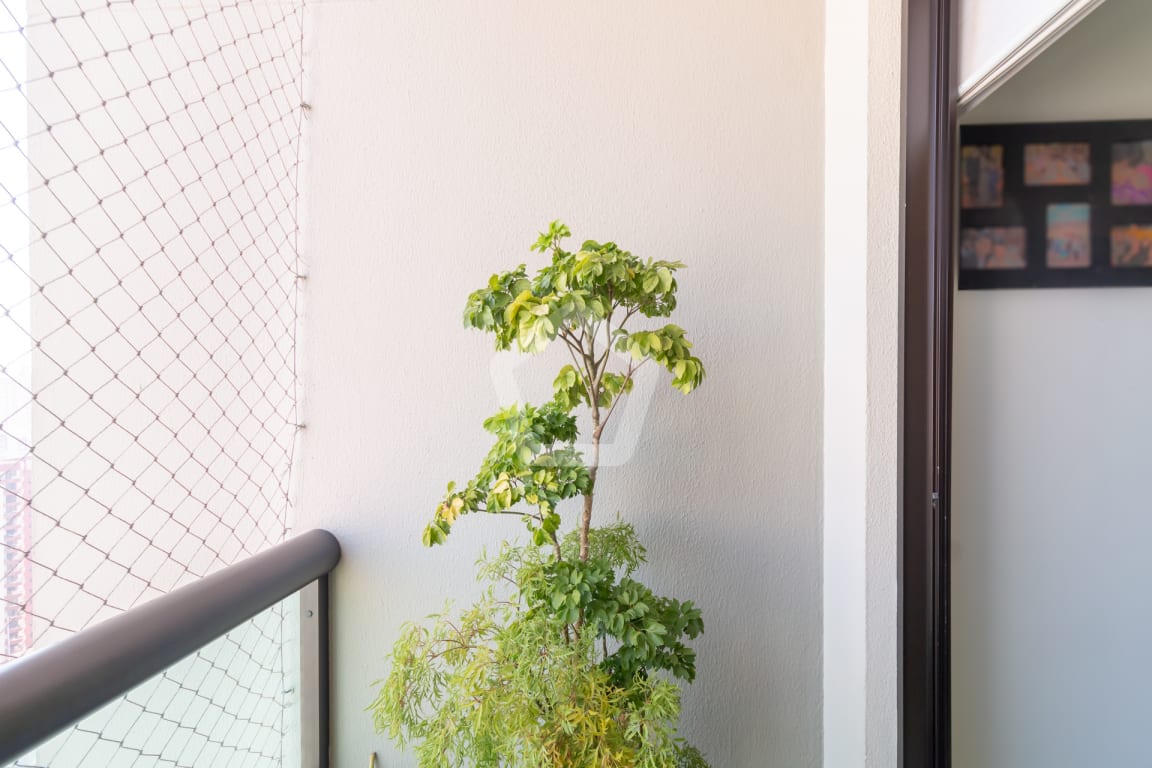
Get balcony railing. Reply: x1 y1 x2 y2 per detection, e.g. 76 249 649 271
0 529 339 767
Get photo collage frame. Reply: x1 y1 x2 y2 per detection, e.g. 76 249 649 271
959 119 1152 289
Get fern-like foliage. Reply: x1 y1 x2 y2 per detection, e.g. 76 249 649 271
371 529 711 768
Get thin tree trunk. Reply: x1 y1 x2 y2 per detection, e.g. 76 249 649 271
579 419 601 562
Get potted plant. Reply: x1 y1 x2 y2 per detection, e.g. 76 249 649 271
371 221 709 768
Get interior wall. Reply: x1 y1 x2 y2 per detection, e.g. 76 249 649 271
297 3 825 766
953 1 1152 765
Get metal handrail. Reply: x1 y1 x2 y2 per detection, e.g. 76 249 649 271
0 529 341 764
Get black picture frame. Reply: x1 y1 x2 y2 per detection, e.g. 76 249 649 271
960 119 1152 289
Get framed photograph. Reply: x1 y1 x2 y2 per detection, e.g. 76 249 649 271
1046 203 1091 268
960 226 1026 269
1025 143 1091 186
961 145 1004 208
959 119 1152 289
1111 225 1152 267
1111 141 1152 205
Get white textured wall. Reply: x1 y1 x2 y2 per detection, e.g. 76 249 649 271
954 1 1152 764
298 3 825 766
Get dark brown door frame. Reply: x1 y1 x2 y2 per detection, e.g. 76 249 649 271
901 0 956 766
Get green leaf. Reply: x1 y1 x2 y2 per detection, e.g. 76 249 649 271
421 523 447 547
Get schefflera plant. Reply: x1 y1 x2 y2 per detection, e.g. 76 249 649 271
371 222 710 768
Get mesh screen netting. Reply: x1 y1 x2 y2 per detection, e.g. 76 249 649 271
0 0 306 761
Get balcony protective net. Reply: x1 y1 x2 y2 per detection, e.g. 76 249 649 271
0 0 305 761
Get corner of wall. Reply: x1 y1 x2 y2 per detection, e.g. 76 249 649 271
823 0 904 764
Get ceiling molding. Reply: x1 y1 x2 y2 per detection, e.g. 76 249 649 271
958 0 1109 114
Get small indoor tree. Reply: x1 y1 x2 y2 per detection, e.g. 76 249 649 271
371 221 710 768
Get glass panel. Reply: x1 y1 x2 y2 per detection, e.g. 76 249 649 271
6 592 301 768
